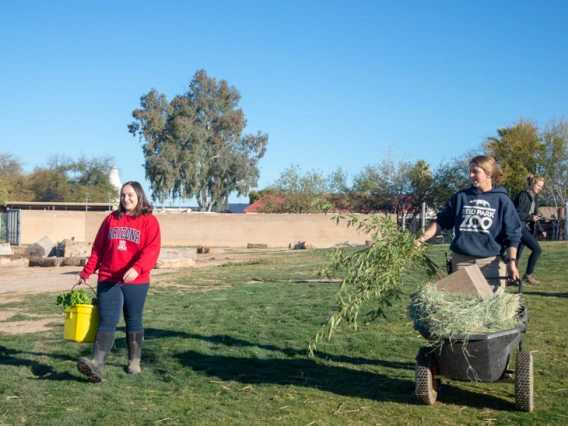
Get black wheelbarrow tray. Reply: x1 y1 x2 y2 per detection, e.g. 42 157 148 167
413 283 534 412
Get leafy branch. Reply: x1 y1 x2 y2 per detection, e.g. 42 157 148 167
308 214 443 356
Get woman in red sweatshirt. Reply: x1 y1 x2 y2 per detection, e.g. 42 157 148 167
76 181 161 382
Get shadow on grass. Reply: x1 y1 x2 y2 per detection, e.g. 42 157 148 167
175 349 412 402
142 328 413 370
173 349 516 409
142 328 516 409
435 383 518 411
524 291 568 298
0 345 77 381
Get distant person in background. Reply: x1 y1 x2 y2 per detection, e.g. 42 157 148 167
513 175 547 285
417 155 522 290
76 181 161 382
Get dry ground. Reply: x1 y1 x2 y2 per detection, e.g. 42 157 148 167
0 248 289 334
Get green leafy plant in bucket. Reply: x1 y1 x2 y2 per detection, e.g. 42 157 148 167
56 289 94 309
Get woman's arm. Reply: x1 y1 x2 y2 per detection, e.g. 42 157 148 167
416 222 442 246
534 197 546 235
503 198 522 282
77 215 110 283
416 194 456 246
505 246 520 282
124 215 161 282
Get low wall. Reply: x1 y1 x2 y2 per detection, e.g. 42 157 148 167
21 211 89 244
20 211 380 247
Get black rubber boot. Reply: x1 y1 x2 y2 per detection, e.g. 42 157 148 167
77 331 115 382
126 331 144 374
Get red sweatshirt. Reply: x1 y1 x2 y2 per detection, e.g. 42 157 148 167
80 211 161 284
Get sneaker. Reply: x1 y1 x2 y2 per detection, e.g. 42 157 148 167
523 274 541 285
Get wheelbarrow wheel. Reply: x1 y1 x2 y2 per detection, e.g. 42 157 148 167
515 351 534 412
415 346 440 405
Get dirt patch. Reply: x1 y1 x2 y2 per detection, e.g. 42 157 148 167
191 249 286 269
0 249 285 296
0 297 24 305
0 308 57 320
0 311 17 320
0 318 58 334
0 306 60 334
0 248 289 334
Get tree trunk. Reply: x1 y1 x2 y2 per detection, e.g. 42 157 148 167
61 257 87 266
29 257 61 267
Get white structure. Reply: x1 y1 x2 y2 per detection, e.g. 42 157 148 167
109 166 122 202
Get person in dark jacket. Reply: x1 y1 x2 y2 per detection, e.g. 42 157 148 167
513 175 546 285
417 155 522 290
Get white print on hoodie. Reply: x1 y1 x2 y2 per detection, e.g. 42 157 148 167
459 199 496 233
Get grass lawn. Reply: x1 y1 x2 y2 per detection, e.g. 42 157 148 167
0 242 567 425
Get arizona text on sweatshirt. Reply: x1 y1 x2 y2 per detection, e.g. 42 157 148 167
80 212 161 284
435 186 522 258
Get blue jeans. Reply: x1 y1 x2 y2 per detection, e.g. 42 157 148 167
96 282 149 334
517 226 542 276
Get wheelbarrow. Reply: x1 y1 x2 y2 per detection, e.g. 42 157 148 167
414 278 534 412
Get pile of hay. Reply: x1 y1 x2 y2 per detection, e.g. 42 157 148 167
409 284 523 339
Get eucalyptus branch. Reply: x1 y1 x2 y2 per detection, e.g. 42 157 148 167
308 214 436 357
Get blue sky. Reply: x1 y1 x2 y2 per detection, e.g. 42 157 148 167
1 0 567 205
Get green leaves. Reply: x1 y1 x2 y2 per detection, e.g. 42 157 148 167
0 152 115 203
263 164 331 213
484 119 543 197
483 117 568 206
308 214 438 356
55 289 93 310
129 69 268 209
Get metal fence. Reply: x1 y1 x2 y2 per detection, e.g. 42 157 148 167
0 213 6 242
5 209 21 245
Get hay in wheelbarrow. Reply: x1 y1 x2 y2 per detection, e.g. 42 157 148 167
408 284 523 345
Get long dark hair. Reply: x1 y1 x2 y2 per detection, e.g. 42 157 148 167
117 181 153 218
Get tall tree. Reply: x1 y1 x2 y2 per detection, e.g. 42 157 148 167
430 154 473 210
352 154 435 221
0 152 33 200
0 152 25 180
26 168 72 202
484 118 544 197
407 159 434 212
264 164 331 213
327 166 350 195
540 118 568 206
350 164 389 213
129 70 268 211
26 154 115 202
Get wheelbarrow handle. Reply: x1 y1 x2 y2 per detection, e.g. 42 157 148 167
485 276 523 299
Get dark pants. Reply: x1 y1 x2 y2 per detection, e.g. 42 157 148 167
96 282 149 334
517 226 542 276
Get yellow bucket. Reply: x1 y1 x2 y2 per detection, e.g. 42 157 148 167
64 304 99 343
